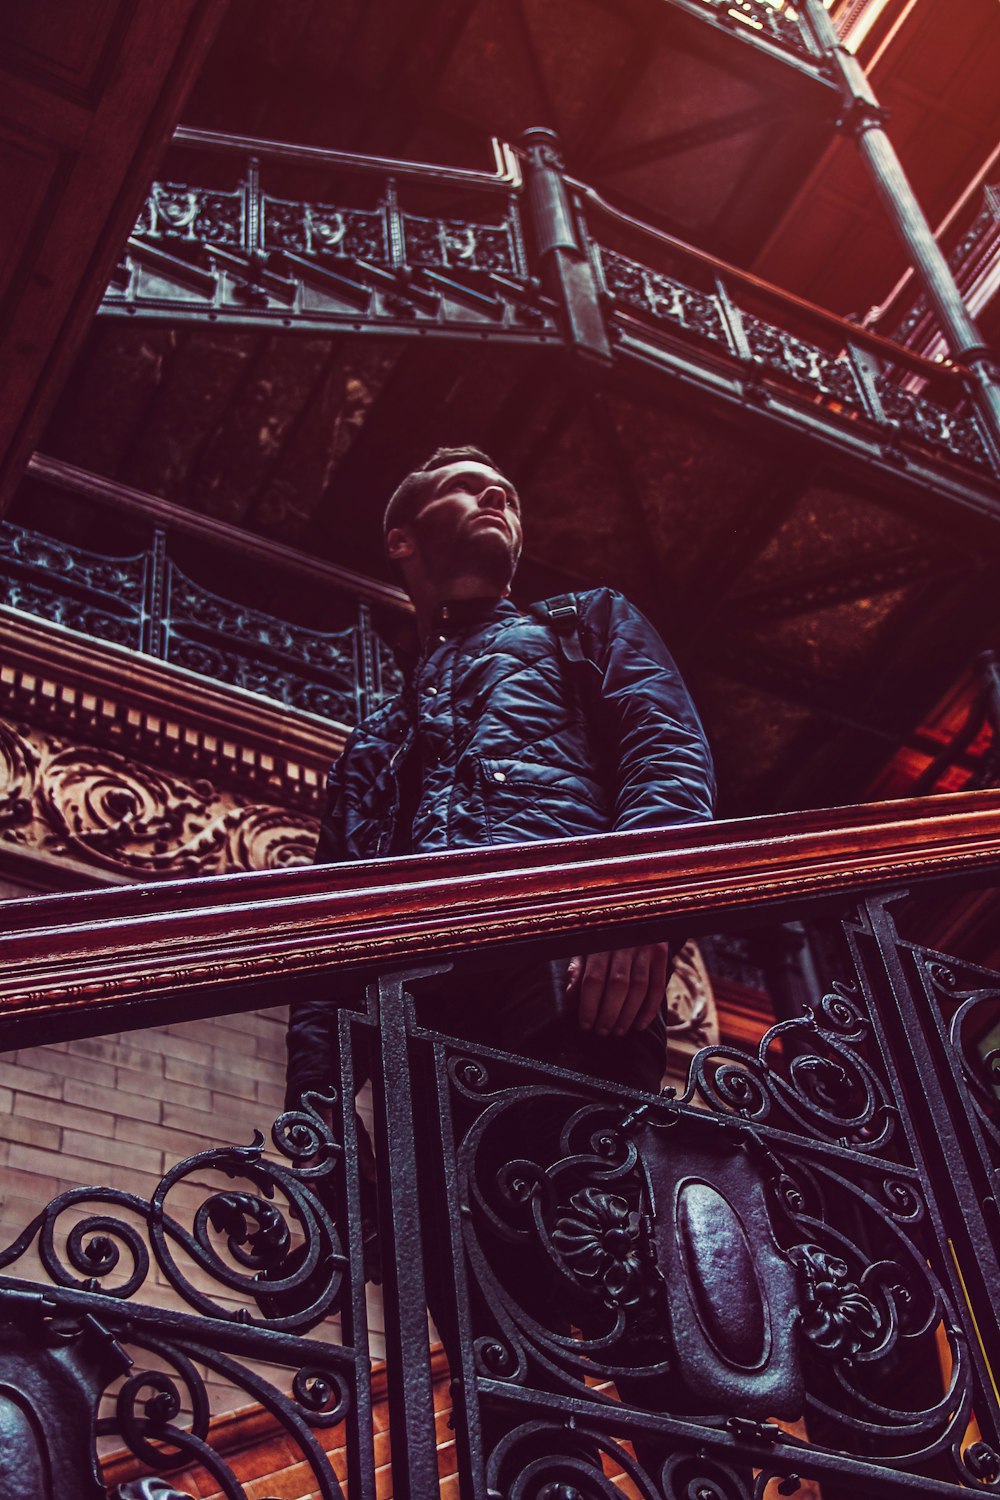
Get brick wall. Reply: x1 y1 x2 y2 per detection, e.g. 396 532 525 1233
0 1003 389 1423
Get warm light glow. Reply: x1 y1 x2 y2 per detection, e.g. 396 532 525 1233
829 0 896 52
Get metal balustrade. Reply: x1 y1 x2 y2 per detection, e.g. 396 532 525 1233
100 129 1000 513
1 797 1000 1496
0 509 405 728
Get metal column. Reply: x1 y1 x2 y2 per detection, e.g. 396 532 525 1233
800 0 1000 453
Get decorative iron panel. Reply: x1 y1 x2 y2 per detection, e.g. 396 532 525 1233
742 312 864 409
875 377 993 471
0 524 147 605
0 520 403 726
599 246 728 345
263 196 388 263
135 183 244 249
398 898 1000 1498
0 1006 377 1500
165 635 359 723
401 213 519 277
0 521 146 649
696 0 817 60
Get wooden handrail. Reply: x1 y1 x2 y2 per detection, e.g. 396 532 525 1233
2 790 1000 1044
172 125 522 191
573 179 968 384
24 454 413 615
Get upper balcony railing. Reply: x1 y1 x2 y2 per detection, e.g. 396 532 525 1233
4 453 408 728
2 795 1000 1497
101 128 1000 515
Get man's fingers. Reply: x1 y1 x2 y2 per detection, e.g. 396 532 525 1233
604 947 651 1037
565 956 583 996
575 942 671 1035
593 949 637 1036
577 950 610 1031
634 942 671 1032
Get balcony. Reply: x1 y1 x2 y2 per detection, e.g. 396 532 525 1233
1 797 999 1496
99 128 1000 519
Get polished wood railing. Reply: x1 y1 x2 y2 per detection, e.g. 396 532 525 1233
3 789 1000 1046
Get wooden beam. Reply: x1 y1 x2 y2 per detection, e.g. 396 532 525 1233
0 0 230 511
25 454 412 613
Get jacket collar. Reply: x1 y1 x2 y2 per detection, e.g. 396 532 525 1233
429 595 519 633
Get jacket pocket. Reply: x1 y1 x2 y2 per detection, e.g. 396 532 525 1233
477 756 608 843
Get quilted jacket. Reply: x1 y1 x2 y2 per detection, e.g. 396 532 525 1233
285 588 715 1102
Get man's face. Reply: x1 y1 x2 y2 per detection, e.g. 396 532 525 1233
395 460 523 593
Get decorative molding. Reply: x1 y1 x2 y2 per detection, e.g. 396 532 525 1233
0 719 318 879
0 606 345 813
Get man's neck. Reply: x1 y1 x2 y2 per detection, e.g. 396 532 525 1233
413 577 506 639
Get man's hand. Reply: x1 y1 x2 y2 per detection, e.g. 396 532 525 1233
566 943 670 1037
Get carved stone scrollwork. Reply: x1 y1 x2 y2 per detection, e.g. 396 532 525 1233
665 940 720 1049
0 719 36 831
0 721 319 877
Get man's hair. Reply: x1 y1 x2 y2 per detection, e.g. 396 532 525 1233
383 446 500 538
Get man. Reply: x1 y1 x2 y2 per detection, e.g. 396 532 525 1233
285 445 714 1103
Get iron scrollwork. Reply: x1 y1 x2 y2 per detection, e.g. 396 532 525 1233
875 376 992 469
0 1094 366 1499
741 315 862 409
402 212 518 277
135 183 244 249
263 195 388 263
600 247 727 345
432 944 989 1496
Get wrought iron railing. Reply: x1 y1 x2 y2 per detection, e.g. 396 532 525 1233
2 795 1000 1496
0 494 405 728
100 128 1000 500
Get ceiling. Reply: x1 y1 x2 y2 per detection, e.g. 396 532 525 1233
8 0 1000 823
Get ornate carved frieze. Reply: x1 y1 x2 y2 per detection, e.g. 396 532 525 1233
0 720 318 878
0 608 343 815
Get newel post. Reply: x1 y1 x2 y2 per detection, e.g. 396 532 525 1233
520 126 612 364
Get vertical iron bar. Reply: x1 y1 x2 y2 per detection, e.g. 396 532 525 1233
244 155 262 255
799 0 1000 458
427 1035 489 1500
142 528 168 658
862 895 1000 1393
370 967 443 1500
845 338 887 426
385 178 405 272
713 274 753 362
357 601 377 720
337 1003 378 1500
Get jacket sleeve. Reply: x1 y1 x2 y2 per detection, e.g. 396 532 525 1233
580 589 715 829
284 749 351 1109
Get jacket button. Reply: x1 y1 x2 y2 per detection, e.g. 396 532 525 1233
493 770 506 782
426 686 439 696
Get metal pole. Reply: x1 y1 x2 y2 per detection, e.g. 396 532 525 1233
799 0 1000 452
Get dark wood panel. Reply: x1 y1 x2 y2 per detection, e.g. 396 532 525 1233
0 0 132 104
0 124 65 303
0 0 230 513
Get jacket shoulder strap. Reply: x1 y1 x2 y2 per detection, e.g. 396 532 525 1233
530 593 590 669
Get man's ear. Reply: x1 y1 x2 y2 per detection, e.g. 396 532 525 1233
386 525 415 562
